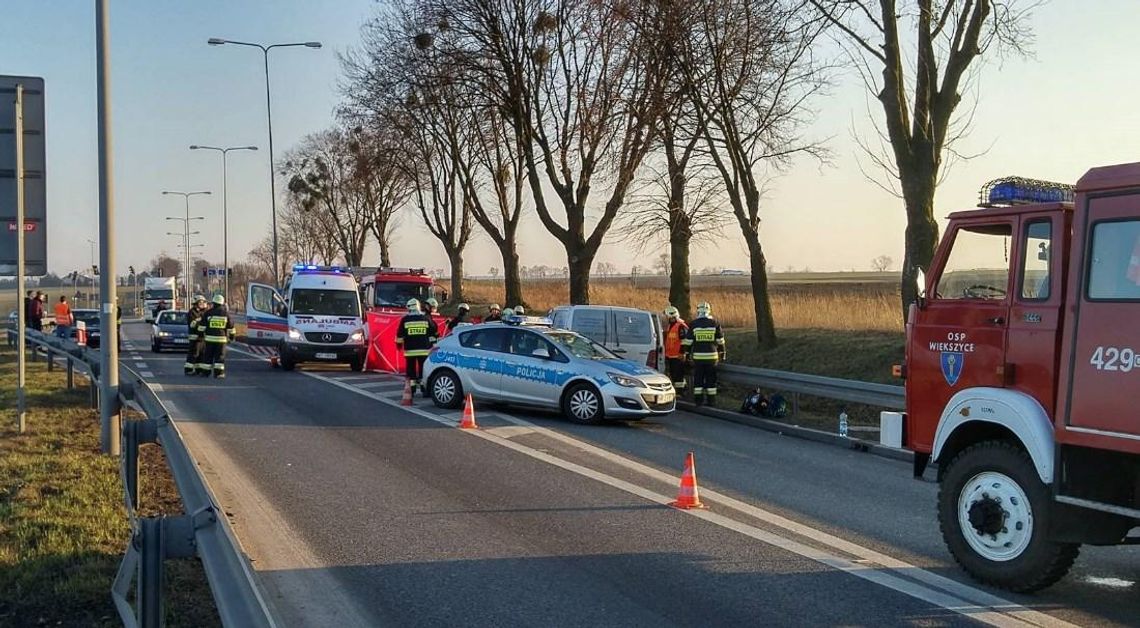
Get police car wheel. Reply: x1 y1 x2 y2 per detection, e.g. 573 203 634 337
563 384 603 425
430 370 463 409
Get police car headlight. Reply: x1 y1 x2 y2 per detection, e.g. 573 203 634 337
349 329 365 343
607 373 643 388
287 327 302 340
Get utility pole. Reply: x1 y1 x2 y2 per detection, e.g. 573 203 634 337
96 0 120 455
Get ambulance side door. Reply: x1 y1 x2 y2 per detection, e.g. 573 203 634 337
244 282 288 346
907 220 1014 452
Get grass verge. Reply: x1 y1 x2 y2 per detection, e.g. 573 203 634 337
0 348 220 627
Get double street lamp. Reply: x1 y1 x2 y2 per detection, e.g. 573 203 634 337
190 144 257 304
162 190 210 300
207 37 322 287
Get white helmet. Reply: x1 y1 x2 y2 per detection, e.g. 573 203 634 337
212 294 225 305
513 305 525 315
406 298 421 313
696 301 711 317
664 305 680 319
458 302 470 311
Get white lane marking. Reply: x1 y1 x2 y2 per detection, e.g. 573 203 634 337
354 381 403 390
150 383 164 392
140 371 154 378
270 358 1065 628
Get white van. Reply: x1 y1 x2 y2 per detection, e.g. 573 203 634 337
549 305 664 372
245 265 368 371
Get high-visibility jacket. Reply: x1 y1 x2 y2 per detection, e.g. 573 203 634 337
187 307 205 338
396 313 438 357
53 302 72 326
664 319 689 359
196 305 234 344
682 316 725 362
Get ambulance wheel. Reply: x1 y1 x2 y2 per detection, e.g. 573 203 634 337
280 353 296 371
430 370 463 409
349 356 364 372
562 383 603 425
938 440 1079 593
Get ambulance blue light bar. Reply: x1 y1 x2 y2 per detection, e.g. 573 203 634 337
979 176 1074 207
292 263 347 273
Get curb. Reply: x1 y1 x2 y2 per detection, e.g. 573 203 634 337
678 401 915 464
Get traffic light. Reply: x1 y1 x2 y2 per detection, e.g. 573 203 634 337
128 265 135 276
92 265 99 276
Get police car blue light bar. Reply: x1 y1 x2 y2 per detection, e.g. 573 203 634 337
979 176 1074 207
502 314 554 327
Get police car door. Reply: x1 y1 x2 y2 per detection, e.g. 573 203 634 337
244 282 288 346
501 329 561 405
908 221 1013 450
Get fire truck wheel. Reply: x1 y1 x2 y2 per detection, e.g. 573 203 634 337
938 440 1079 593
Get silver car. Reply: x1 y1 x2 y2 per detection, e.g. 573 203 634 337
422 319 676 424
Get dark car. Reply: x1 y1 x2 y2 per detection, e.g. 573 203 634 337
151 310 190 352
70 308 101 348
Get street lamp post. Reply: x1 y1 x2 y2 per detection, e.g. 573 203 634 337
190 144 257 304
207 37 321 287
86 239 97 307
162 190 210 302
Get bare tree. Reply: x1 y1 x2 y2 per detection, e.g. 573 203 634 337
149 253 182 279
871 254 894 272
281 129 374 266
347 125 412 267
279 195 341 266
675 0 830 346
422 0 660 304
808 0 1035 315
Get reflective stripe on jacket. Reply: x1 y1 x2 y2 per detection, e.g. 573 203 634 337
196 305 234 344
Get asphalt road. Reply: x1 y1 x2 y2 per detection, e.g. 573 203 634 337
118 322 1139 627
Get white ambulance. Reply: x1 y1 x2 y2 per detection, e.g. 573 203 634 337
245 265 368 371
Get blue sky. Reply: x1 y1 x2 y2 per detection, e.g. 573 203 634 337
3 0 1139 278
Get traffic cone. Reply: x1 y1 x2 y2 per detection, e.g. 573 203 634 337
400 379 414 406
459 394 478 429
670 452 707 510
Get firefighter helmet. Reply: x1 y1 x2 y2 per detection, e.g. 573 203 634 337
212 294 225 305
513 305 526 315
194 294 206 303
406 298 421 312
696 301 711 317
426 297 439 309
664 305 680 319
458 302 470 312
489 303 501 312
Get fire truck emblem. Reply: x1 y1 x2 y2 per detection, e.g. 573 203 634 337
941 351 964 386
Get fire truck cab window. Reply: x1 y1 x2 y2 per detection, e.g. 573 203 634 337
1087 220 1140 300
1020 221 1052 300
936 224 1012 300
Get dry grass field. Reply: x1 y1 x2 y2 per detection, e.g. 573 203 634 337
464 277 903 333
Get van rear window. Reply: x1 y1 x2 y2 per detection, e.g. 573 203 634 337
612 311 652 343
570 309 608 344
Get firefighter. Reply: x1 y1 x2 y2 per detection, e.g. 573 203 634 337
196 294 234 379
662 305 689 394
185 295 208 375
683 301 725 406
396 298 438 397
424 297 439 316
448 303 471 331
485 304 502 322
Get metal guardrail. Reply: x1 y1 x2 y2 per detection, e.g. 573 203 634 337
9 327 275 627
717 363 905 410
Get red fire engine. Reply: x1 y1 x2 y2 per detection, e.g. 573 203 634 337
901 163 1140 592
355 267 448 373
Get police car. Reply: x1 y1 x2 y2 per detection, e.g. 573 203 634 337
422 315 676 424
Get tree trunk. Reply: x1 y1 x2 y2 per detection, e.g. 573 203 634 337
447 248 465 303
668 171 693 320
500 241 524 308
378 239 392 267
745 237 778 347
899 168 940 320
568 249 594 305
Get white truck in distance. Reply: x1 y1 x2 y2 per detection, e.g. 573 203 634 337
143 276 178 322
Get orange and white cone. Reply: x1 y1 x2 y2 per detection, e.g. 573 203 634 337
400 379 414 406
459 393 478 429
670 451 707 510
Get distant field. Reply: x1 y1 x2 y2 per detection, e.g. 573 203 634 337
465 275 903 333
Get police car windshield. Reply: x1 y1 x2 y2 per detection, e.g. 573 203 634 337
291 289 360 317
374 282 432 308
546 331 617 360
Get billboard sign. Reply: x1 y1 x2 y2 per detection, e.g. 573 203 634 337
0 76 46 276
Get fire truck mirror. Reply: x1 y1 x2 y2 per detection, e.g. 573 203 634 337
915 267 927 308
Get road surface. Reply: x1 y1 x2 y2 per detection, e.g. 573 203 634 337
118 322 1139 627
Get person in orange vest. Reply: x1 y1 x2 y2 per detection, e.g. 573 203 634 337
53 295 73 338
662 305 689 395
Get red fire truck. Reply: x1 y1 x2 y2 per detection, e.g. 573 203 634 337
902 163 1140 592
355 267 448 372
